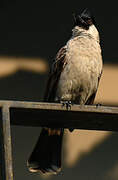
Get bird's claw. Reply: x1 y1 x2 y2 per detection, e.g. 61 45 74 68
61 101 72 110
96 103 102 108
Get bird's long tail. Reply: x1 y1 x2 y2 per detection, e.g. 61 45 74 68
27 128 64 174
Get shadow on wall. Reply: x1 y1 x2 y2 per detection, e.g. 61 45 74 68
11 127 118 180
0 56 48 101
61 132 118 180
0 70 47 101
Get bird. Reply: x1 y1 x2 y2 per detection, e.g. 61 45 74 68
27 8 103 174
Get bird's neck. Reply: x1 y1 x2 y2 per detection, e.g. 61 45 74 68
72 26 99 43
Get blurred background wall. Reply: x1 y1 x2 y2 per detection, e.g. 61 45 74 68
0 1 118 180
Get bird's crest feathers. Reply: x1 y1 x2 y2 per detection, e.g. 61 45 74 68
73 8 95 30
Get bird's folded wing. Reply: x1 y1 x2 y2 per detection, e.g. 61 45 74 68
44 46 67 102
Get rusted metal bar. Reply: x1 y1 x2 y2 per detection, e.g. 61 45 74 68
2 100 117 132
0 105 13 180
0 100 117 132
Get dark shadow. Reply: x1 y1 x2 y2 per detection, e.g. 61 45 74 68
56 133 118 180
11 128 118 180
0 2 117 64
0 70 47 101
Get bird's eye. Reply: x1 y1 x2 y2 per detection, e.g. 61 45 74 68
86 19 93 25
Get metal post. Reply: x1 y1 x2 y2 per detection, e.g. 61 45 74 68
0 105 13 180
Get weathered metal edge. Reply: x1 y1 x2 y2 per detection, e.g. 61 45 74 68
0 100 117 114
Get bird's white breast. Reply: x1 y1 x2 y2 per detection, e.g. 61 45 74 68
55 36 103 104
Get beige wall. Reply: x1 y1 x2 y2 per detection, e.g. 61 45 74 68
96 64 118 105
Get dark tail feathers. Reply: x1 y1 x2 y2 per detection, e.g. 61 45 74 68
27 128 64 174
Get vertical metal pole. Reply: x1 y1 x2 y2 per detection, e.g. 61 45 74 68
0 105 13 180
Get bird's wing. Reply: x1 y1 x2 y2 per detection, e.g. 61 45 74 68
85 69 103 105
44 46 67 102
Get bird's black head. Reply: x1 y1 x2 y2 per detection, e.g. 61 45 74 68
73 8 95 30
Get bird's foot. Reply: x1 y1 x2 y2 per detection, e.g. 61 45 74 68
96 103 102 108
61 101 72 110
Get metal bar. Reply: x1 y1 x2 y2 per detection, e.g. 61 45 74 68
0 105 13 180
0 100 117 131
9 106 118 131
0 100 118 114
0 100 118 179
4 100 117 132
